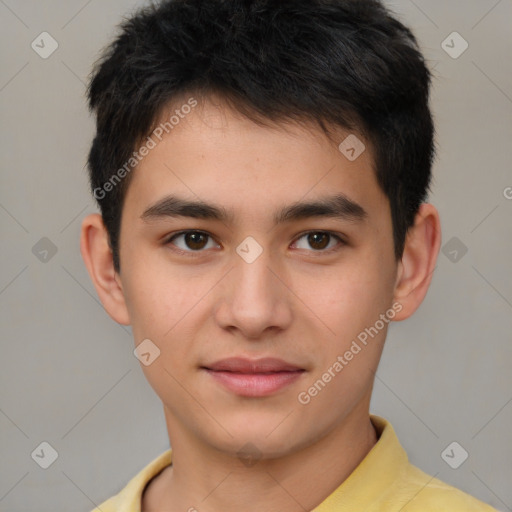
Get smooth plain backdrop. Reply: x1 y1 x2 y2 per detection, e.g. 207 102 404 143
1 1 511 511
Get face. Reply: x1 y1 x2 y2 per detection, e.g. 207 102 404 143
116 97 400 458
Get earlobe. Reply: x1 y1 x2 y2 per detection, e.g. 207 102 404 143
392 203 441 321
80 213 131 325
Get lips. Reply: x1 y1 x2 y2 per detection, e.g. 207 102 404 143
205 357 303 373
202 357 305 397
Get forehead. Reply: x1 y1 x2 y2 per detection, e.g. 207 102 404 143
122 97 387 225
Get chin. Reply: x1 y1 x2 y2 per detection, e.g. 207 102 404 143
201 411 311 459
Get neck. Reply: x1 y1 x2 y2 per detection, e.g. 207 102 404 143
143 401 378 512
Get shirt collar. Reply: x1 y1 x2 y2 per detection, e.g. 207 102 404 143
312 415 408 510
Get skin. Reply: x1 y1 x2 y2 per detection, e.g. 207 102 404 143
81 95 441 512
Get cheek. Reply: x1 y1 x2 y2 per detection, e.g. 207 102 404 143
121 249 189 324
308 253 396 356
320 255 393 311
121 263 218 375
121 272 173 346
125 272 196 399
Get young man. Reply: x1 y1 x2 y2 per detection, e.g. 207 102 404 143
80 0 498 510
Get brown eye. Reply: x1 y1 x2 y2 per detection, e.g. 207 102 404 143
183 232 208 250
293 231 344 252
167 231 219 252
307 232 330 250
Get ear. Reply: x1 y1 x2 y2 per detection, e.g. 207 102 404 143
392 203 441 321
80 213 131 325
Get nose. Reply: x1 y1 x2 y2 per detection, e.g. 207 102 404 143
213 244 293 340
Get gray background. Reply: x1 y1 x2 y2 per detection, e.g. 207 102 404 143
1 0 511 510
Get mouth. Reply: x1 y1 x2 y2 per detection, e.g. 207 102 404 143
201 357 306 397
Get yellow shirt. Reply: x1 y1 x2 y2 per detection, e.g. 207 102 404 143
91 415 498 511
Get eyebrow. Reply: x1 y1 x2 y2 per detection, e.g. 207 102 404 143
140 193 368 225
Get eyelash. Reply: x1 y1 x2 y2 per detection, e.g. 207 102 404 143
163 230 346 257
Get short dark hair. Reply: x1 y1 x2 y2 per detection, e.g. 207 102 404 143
87 0 434 272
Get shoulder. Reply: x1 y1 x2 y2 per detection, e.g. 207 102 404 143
363 416 498 511
88 449 173 512
89 496 117 512
395 463 499 511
